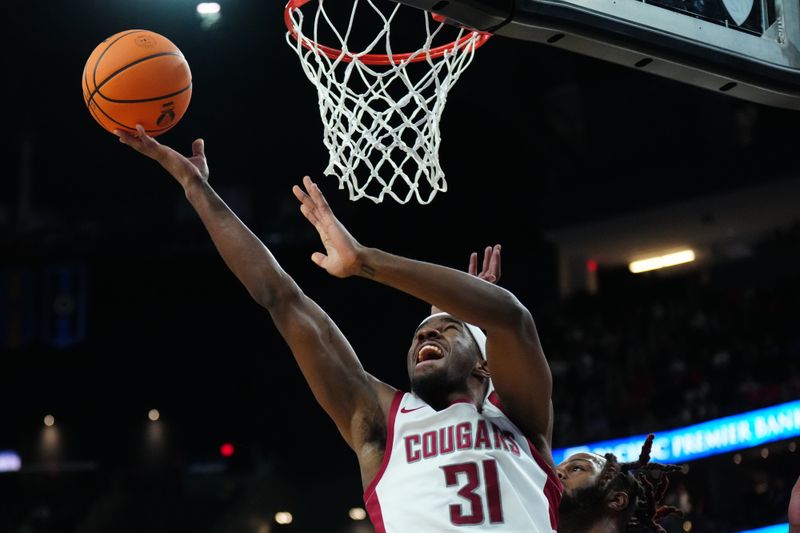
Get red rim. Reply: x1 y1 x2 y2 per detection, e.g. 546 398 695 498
284 0 491 65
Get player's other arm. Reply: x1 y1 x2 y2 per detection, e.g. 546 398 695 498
432 246 555 456
364 246 553 456
294 178 553 462
115 127 395 460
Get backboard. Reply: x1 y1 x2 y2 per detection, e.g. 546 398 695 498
396 0 800 110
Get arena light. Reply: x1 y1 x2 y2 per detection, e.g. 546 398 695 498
552 399 800 464
196 2 222 29
629 249 695 273
274 512 293 525
148 409 160 422
40 423 61 460
43 414 55 427
0 451 21 473
349 507 367 520
196 2 221 14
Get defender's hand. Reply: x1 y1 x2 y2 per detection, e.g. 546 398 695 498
293 176 363 278
115 124 208 190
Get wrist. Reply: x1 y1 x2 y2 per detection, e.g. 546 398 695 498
356 246 380 279
183 177 209 202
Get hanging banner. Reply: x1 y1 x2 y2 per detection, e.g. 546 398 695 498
42 264 88 348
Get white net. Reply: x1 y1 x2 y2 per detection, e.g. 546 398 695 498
285 0 489 204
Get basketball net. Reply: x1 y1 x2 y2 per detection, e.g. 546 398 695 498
285 0 490 204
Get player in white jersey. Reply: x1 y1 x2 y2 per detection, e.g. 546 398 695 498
115 126 561 531
556 434 683 532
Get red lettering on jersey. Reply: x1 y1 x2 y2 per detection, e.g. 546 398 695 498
405 434 421 463
474 420 491 449
456 422 472 449
405 422 522 463
491 423 509 451
422 431 438 459
503 431 521 456
440 426 455 455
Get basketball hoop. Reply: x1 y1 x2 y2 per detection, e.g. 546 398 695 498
285 0 491 204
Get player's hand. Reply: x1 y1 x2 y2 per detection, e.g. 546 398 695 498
790 475 800 533
114 125 209 190
469 244 502 284
292 176 363 278
432 244 501 314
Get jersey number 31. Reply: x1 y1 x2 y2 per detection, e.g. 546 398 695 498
442 459 504 525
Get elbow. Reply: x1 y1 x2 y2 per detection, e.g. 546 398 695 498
497 294 535 329
250 273 303 310
501 298 540 344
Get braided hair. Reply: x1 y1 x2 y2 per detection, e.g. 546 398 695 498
596 434 685 532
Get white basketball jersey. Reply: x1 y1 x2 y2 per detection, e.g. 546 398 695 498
364 391 562 532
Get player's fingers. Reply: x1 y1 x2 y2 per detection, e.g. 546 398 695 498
300 176 320 206
468 252 478 276
305 177 332 213
299 203 320 227
491 244 501 280
310 252 327 269
294 186 321 224
481 246 492 276
114 129 141 148
292 184 308 203
192 139 205 158
132 124 164 157
293 184 315 209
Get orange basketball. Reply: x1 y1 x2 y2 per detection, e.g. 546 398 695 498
82 30 192 137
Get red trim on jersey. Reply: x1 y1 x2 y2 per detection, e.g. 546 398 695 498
486 390 507 413
527 438 563 530
364 390 405 533
488 391 563 530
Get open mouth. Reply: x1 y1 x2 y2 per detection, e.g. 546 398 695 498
416 343 444 365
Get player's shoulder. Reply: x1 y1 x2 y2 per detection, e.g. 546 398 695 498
366 373 402 414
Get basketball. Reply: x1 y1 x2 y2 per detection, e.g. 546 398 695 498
82 29 192 137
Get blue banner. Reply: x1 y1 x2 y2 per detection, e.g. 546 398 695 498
41 264 88 349
738 525 789 533
553 400 800 464
0 450 21 473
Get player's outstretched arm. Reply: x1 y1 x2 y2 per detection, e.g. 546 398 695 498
294 177 553 461
115 128 395 482
790 475 800 533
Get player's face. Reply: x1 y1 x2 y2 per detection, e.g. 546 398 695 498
556 453 606 496
407 315 480 390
